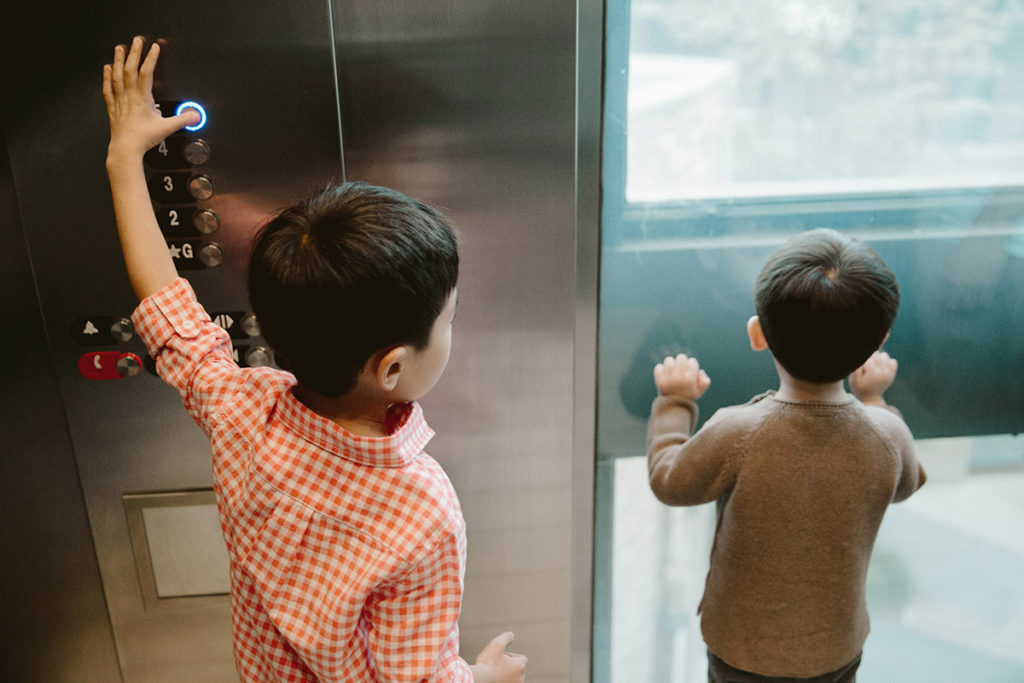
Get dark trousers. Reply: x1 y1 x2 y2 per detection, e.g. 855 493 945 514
707 649 861 683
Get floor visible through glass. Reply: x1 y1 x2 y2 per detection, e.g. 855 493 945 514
607 435 1024 682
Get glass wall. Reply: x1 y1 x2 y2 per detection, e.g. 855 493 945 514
595 1 1024 681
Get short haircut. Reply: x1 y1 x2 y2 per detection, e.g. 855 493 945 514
248 181 459 397
754 228 899 383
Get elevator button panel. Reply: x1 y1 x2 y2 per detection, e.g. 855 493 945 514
192 209 220 234
155 100 208 132
244 346 273 368
187 175 215 201
73 316 135 345
141 343 273 376
174 101 208 131
76 95 275 383
146 101 220 271
78 351 143 380
78 94 277 381
117 353 142 377
197 242 223 267
156 207 198 237
240 313 260 337
210 311 252 340
182 139 211 166
155 207 221 237
167 239 205 269
73 309 270 379
144 137 210 169
148 172 196 204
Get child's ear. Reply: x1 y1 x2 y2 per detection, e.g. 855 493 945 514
747 315 769 351
373 346 408 392
878 331 891 349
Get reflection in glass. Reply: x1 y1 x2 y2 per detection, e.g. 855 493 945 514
596 1 1024 681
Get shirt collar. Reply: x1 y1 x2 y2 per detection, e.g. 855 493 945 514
278 389 434 468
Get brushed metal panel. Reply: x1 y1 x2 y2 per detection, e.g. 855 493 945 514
6 1 599 680
575 0 605 679
0 118 122 683
124 490 229 601
6 1 342 679
331 0 584 678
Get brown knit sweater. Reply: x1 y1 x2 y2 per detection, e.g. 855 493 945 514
647 391 926 677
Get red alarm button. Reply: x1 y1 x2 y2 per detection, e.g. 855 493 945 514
78 352 142 380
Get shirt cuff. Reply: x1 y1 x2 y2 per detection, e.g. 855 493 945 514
651 394 699 425
131 277 211 357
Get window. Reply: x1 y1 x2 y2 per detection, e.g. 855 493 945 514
595 2 1024 680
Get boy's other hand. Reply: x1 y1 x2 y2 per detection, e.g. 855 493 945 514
103 36 200 164
850 350 897 407
469 631 528 683
653 353 711 400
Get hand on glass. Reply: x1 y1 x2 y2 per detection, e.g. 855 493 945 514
654 353 711 401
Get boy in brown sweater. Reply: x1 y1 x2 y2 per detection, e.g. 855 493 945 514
647 228 926 682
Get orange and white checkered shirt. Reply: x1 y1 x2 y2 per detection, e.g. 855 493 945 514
133 278 473 682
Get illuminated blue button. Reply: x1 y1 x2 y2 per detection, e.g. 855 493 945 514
176 101 207 131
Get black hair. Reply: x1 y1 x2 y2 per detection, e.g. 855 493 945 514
753 228 899 383
248 181 459 397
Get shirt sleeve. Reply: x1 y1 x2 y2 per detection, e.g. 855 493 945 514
363 528 473 683
131 277 242 435
646 396 740 506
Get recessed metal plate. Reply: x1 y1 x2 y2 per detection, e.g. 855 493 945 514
124 490 229 602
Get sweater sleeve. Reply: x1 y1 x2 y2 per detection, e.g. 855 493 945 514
888 413 926 503
646 396 740 506
864 403 927 502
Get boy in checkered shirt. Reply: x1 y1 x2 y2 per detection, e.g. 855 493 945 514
103 36 527 682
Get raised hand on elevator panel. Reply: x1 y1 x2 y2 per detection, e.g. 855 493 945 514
103 36 199 300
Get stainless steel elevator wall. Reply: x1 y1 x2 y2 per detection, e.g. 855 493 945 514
1 0 587 680
331 3 580 679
